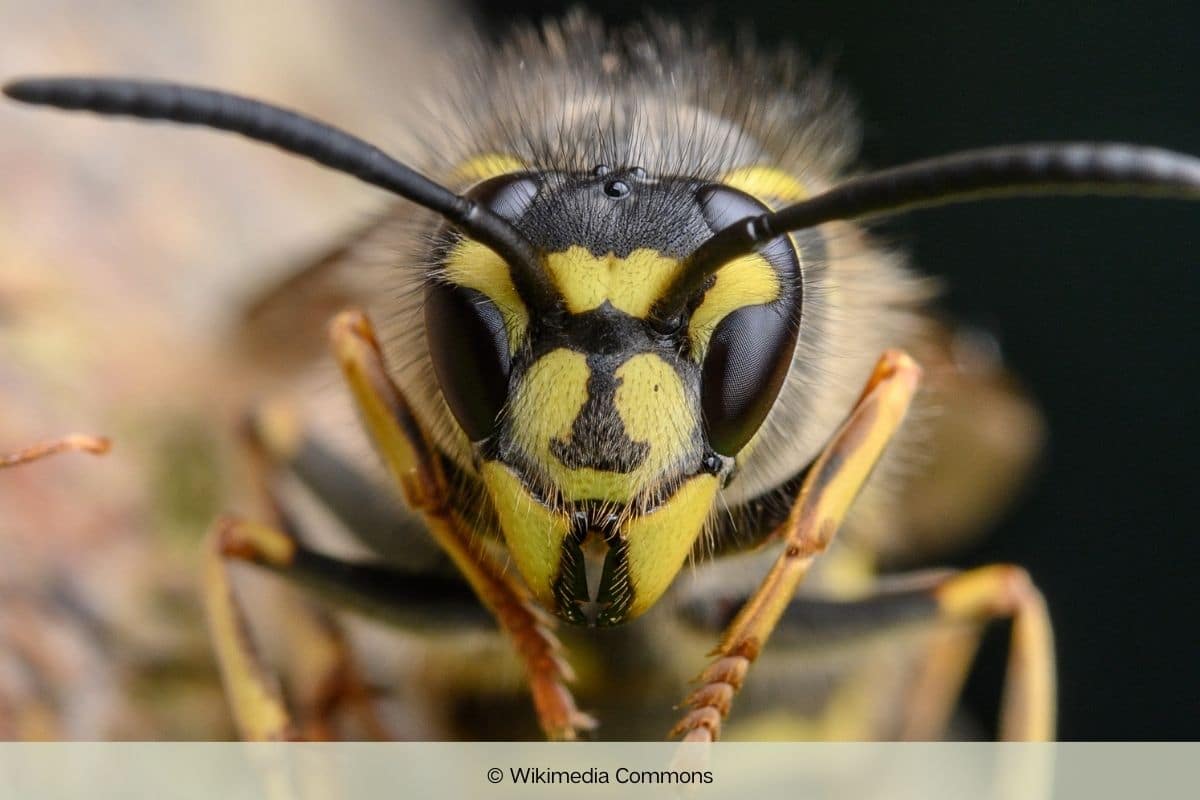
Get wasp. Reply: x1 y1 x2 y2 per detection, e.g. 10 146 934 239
4 14 1198 742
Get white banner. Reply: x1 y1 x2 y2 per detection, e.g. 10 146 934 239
0 743 1194 799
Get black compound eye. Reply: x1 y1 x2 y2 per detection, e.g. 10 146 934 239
425 281 511 442
696 183 772 234
695 183 803 457
700 304 798 456
465 172 540 221
423 171 540 441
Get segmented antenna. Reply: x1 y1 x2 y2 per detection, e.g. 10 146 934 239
655 143 1200 321
3 77 557 309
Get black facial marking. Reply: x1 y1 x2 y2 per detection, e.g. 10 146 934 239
508 172 712 258
550 353 650 474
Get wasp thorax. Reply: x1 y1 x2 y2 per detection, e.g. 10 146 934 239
424 167 803 624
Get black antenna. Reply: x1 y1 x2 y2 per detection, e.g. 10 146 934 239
655 143 1200 321
3 77 558 309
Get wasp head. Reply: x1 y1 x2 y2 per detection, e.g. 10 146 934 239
426 164 803 625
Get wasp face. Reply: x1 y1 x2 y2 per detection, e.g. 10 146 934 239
426 166 802 625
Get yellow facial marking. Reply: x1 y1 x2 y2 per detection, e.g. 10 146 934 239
507 348 591 460
481 463 719 623
613 353 696 481
623 474 718 618
506 349 699 503
687 253 780 355
684 167 804 359
720 165 809 205
451 153 526 185
481 461 572 609
505 348 615 500
545 246 685 318
442 240 529 349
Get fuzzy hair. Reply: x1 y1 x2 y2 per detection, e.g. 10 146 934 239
314 12 938 556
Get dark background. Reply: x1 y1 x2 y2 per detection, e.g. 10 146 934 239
477 1 1199 740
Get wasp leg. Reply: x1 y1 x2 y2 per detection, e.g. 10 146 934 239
329 309 594 740
203 517 293 741
202 528 320 797
276 600 390 741
237 408 486 740
237 405 377 741
923 565 1054 740
678 565 1055 740
0 434 110 467
669 350 921 743
207 510 506 742
243 404 452 573
217 514 492 629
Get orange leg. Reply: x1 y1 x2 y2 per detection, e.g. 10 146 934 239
724 566 1055 740
326 310 592 740
237 408 390 741
922 565 1056 740
670 350 921 742
202 310 592 741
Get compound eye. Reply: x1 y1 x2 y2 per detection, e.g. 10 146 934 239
700 303 797 456
424 171 540 441
425 281 510 442
695 184 802 457
696 184 771 234
465 172 540 221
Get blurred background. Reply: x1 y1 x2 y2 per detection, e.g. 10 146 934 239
1 0 1196 740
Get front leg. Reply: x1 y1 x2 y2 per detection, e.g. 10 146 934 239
670 350 921 742
679 566 1055 740
329 310 594 740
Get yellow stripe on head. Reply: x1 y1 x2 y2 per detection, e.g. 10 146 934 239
720 165 809 206
687 253 781 355
545 246 685 318
613 353 697 484
678 165 806 357
442 240 529 351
